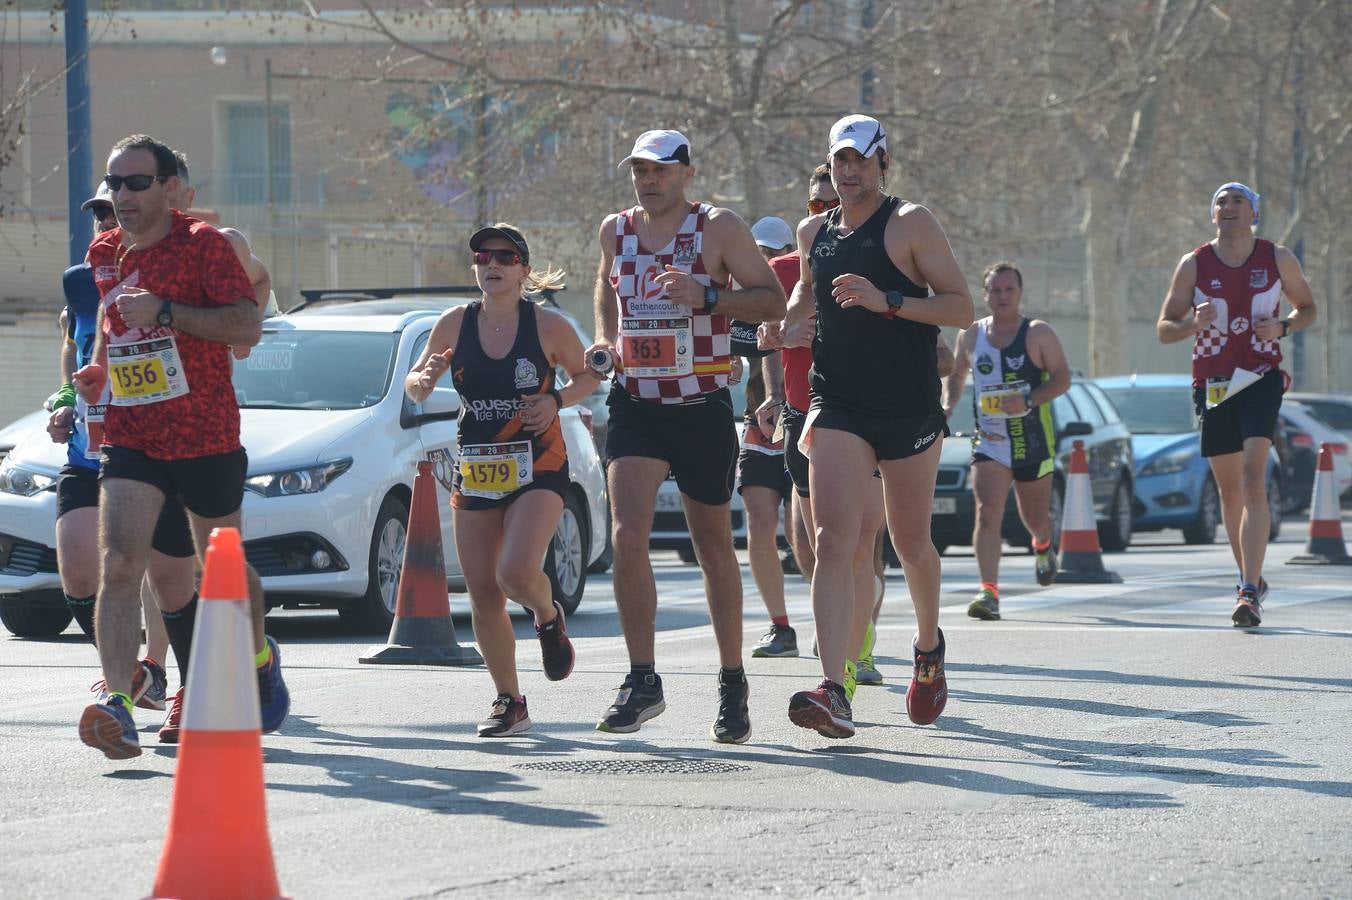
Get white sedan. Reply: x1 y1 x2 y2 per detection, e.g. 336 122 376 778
0 309 607 636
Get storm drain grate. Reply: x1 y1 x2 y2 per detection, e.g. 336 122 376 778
514 758 751 776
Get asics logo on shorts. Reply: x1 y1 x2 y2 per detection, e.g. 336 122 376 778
914 431 938 450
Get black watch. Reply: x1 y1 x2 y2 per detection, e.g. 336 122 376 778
156 300 173 327
1280 320 1291 339
703 285 720 313
885 290 905 313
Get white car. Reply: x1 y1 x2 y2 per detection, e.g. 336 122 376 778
0 309 608 637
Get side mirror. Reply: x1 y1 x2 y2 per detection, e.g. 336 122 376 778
1061 420 1093 438
421 386 461 418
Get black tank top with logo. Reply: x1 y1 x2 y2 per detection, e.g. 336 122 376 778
808 195 939 417
450 300 566 504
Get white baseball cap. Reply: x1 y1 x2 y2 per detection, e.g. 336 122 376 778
618 129 692 168
750 216 794 251
828 114 887 158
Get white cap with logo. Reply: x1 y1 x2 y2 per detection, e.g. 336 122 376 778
618 130 693 168
750 216 794 252
828 114 887 158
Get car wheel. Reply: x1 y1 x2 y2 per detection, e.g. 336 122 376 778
588 504 614 574
340 494 408 634
1098 478 1133 552
1267 470 1283 542
546 490 590 615
0 599 74 638
1182 477 1220 545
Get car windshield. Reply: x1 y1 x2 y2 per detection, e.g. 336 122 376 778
1100 386 1196 434
233 330 398 410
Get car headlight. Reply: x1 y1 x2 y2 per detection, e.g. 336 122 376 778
0 458 58 496
1140 451 1191 477
244 458 353 498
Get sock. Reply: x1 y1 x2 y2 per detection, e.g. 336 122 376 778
107 691 133 710
719 665 746 684
64 593 96 642
981 582 999 597
160 594 198 686
771 615 790 628
1033 539 1052 554
254 641 273 668
629 662 656 684
861 621 876 659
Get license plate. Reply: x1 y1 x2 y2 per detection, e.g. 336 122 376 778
931 496 957 515
656 490 684 512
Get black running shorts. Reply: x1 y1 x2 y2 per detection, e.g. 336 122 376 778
972 452 1054 483
606 385 737 506
807 401 949 462
738 448 790 499
780 404 811 498
100 446 247 520
57 464 195 557
1193 369 1283 458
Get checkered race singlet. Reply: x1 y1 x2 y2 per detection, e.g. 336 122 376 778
1190 239 1283 388
610 202 731 404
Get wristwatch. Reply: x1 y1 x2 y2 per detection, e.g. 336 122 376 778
1280 320 1291 339
703 285 720 313
156 300 174 327
885 290 905 315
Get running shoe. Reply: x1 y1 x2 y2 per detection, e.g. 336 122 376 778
159 687 185 744
79 696 141 760
89 661 154 708
843 658 858 702
711 673 751 744
788 679 854 739
135 658 168 711
752 624 799 658
967 588 1001 620
257 636 290 734
906 628 948 725
597 672 665 734
1035 548 1058 586
536 599 575 681
1231 585 1263 628
477 694 531 737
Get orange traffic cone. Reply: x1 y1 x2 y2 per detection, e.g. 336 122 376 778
1056 440 1122 584
150 528 288 900
1288 443 1352 566
360 461 482 666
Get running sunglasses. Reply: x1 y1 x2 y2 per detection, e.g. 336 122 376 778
472 249 524 266
807 198 841 215
103 173 167 192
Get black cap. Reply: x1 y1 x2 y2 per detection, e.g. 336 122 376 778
469 225 529 264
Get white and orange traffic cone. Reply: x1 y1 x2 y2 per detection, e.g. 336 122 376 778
149 527 288 900
1288 443 1351 566
360 461 482 666
1056 440 1122 584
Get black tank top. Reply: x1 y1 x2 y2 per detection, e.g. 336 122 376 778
808 195 939 418
451 300 566 493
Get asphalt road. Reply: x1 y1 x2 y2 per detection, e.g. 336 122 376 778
2 522 1350 898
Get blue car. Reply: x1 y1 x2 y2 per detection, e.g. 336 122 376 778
1095 374 1281 544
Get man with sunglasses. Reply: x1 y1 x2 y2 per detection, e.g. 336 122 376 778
590 129 786 744
72 134 288 759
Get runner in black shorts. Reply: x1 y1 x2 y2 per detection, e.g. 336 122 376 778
1158 180 1317 626
782 115 973 739
407 224 595 737
588 128 786 744
58 466 195 557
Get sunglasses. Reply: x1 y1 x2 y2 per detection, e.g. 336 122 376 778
89 205 115 220
473 249 524 266
807 198 841 215
104 173 167 192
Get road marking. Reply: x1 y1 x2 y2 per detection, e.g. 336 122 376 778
1132 583 1351 615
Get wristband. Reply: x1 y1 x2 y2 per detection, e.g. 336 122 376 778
50 382 77 411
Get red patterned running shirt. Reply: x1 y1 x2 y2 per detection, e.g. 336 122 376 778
769 251 812 413
1190 239 1283 389
88 210 255 459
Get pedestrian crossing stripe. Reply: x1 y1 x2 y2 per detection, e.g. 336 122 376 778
1132 584 1351 615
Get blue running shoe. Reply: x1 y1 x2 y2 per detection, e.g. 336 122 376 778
257 636 290 733
79 697 141 760
135 658 168 711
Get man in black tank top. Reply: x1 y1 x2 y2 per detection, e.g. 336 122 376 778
781 114 974 740
946 262 1071 620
